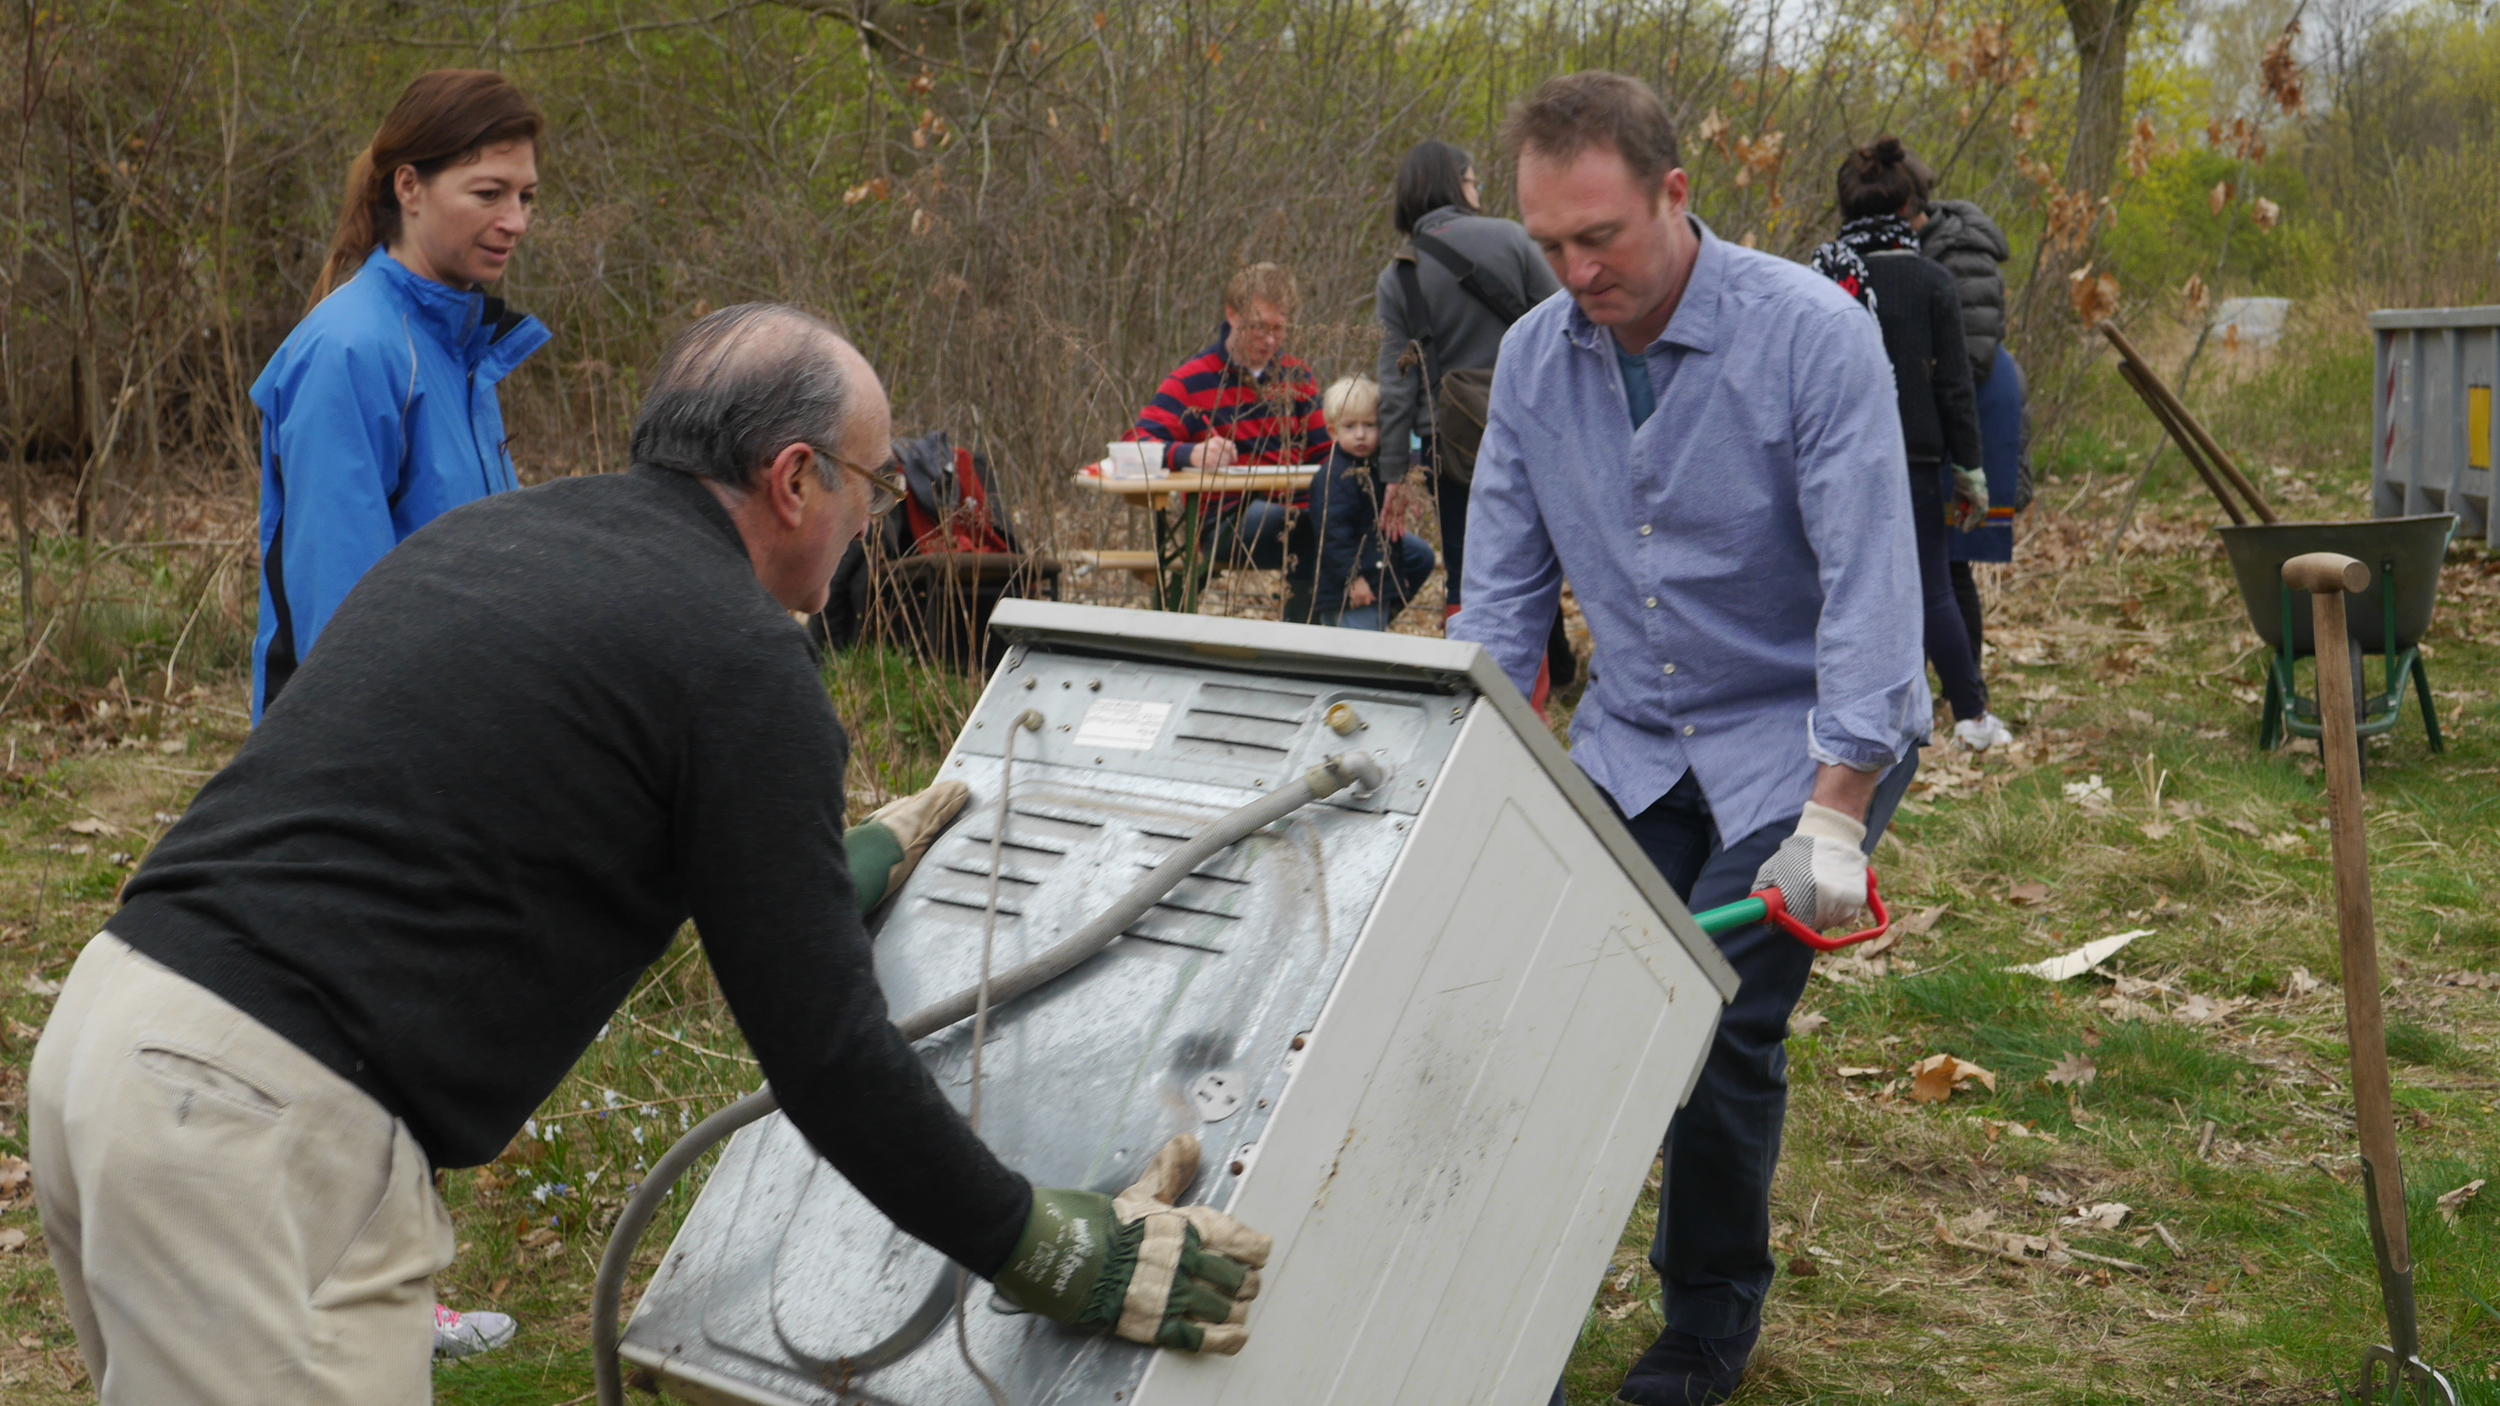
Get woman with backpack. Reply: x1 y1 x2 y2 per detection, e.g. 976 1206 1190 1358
1372 140 1575 705
250 70 551 726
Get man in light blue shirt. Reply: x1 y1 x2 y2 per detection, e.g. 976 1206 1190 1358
1456 74 1928 1406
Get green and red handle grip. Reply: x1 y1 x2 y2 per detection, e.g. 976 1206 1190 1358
1694 871 1891 951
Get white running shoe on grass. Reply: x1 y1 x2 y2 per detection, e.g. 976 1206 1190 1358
433 1303 517 1359
1952 712 2015 752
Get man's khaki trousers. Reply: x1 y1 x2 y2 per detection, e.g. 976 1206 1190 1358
29 932 455 1405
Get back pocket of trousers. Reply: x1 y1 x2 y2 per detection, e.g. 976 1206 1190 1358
133 1044 288 1123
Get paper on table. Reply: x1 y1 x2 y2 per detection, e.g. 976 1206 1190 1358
2003 929 2152 981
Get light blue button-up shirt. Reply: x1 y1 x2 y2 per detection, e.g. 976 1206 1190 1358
1452 218 1931 844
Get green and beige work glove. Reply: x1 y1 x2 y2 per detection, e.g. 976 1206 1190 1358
1751 801 1872 930
845 781 971 911
993 1134 1272 1354
1948 464 1990 533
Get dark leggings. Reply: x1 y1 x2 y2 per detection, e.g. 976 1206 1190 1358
1948 560 1984 664
1908 466 1987 721
1435 469 1469 609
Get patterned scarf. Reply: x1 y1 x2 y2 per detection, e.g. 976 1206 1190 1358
1808 214 1917 316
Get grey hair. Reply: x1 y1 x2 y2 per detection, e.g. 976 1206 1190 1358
630 303 852 491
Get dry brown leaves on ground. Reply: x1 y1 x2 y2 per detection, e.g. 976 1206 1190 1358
2045 1052 2099 1087
0 1154 28 1209
2094 973 2254 1026
1932 1208 2146 1276
2436 1179 2485 1223
1908 1054 1997 1104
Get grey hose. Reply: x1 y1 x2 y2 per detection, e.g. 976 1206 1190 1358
593 751 1386 1406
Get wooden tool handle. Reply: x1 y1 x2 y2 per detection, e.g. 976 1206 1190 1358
2099 322 2279 523
2115 361 2246 527
2307 577 2412 1276
2283 552 2371 595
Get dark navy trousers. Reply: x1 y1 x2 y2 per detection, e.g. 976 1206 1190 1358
1628 760 1916 1338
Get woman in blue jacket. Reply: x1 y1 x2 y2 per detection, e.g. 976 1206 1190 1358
248 68 551 1360
251 69 550 720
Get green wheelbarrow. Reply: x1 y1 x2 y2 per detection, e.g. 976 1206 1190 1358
2217 515 2455 758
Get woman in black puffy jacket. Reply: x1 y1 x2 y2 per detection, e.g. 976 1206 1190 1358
1919 195 2030 683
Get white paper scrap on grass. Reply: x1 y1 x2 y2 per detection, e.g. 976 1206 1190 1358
2003 929 2153 981
1074 698 1172 751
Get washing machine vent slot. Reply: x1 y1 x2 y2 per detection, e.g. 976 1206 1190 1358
1173 682 1319 766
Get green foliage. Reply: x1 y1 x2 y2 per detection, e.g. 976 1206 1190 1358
824 642 985 804
2300 6 2500 303
2092 1018 2255 1116
2437 914 2500 962
2384 1019 2468 1071
2102 148 2334 297
2194 346 2375 479
63 863 127 903
49 591 253 697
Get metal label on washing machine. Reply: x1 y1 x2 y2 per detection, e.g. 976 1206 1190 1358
1074 697 1172 750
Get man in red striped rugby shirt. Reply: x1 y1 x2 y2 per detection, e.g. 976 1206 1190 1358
1123 263 1332 592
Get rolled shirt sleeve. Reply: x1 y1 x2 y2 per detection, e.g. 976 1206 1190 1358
1791 303 1930 773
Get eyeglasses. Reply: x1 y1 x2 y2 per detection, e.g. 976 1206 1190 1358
821 448 906 517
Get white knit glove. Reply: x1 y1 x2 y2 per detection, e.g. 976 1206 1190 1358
1751 802 1871 929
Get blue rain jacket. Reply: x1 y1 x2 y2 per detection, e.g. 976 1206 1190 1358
249 246 549 719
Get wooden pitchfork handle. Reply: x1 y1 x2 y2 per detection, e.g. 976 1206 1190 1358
2114 361 2246 527
2100 321 2278 524
2285 551 2454 1404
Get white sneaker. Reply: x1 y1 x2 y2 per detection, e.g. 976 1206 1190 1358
433 1303 517 1359
1953 713 2015 752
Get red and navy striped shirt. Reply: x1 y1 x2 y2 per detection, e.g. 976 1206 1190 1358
1124 326 1331 472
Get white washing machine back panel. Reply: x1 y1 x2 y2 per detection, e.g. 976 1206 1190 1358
623 602 1734 1406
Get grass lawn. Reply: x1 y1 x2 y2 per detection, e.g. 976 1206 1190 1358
2 343 2496 1403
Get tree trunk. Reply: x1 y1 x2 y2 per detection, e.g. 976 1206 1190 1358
2013 0 2146 346
2059 0 2144 198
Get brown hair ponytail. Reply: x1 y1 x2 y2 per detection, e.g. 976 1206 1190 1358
1835 136 1933 222
310 69 544 310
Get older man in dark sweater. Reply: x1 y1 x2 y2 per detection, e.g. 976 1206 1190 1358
29 304 1267 1405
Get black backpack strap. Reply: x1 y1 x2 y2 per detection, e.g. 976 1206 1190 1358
1394 250 1439 438
1411 228 1531 326
1395 252 1438 383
